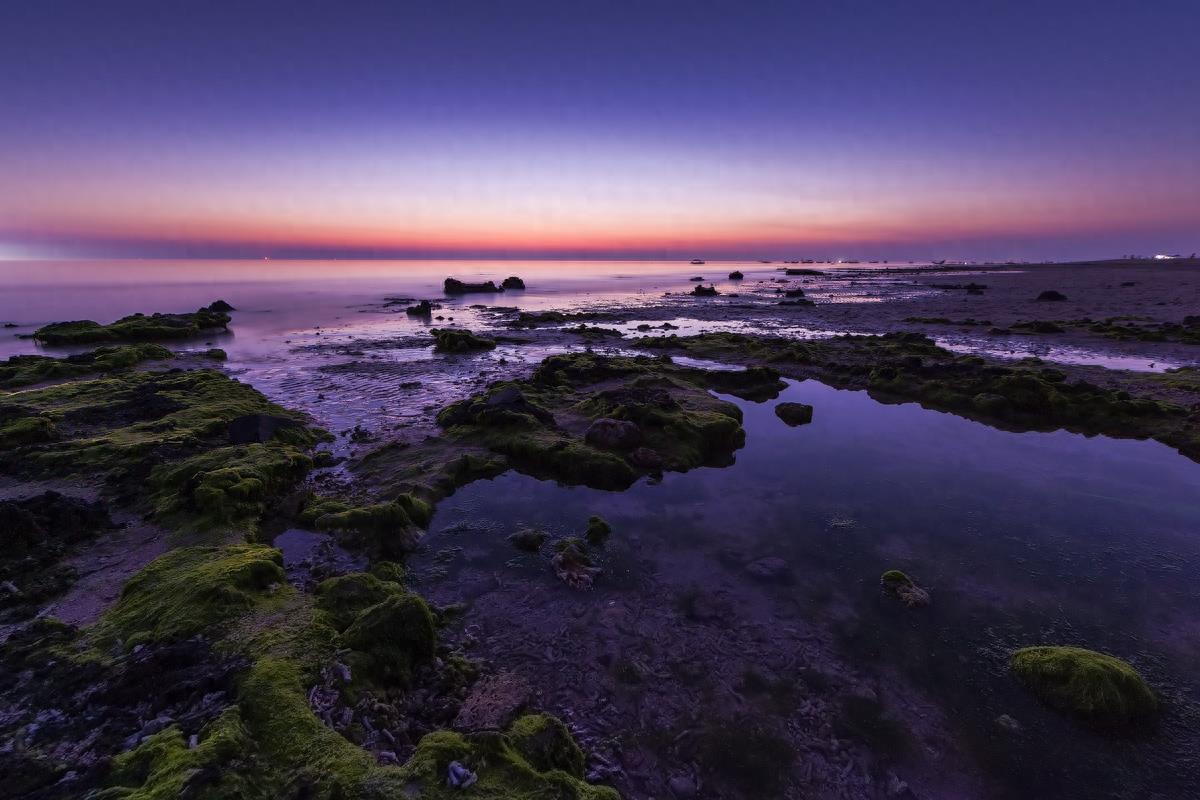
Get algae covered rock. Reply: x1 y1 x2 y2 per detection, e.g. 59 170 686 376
431 328 497 353
316 571 403 630
1010 645 1157 727
340 592 437 685
508 713 585 776
307 496 431 558
774 401 813 426
880 570 930 607
509 526 549 551
585 515 612 545
96 544 285 646
32 307 231 345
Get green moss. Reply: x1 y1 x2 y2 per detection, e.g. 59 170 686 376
149 443 314 531
585 515 611 545
308 496 431 558
0 414 58 447
0 344 175 390
33 308 230 345
395 720 619 800
316 572 404 631
1 369 326 530
203 348 228 361
95 544 285 647
880 570 912 587
340 592 437 685
508 713 585 776
1011 646 1157 727
103 710 256 800
431 328 497 352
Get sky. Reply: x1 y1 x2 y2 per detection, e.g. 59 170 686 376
1 0 1197 262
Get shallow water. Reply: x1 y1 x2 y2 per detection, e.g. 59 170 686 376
410 378 1200 798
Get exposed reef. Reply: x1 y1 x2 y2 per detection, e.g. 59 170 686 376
634 331 1200 462
431 353 755 490
0 344 174 390
32 307 231 345
0 367 329 533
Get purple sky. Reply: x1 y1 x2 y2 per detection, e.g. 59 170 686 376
2 0 1197 261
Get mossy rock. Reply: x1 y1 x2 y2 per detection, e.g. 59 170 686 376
431 328 497 353
1011 645 1157 727
508 713 585 777
316 572 404 631
96 544 285 647
309 496 431 558
585 515 611 545
32 308 230 345
340 592 437 685
203 348 228 361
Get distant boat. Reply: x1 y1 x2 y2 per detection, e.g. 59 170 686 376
690 259 705 265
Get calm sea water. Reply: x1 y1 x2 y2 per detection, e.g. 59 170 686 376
414 379 1200 798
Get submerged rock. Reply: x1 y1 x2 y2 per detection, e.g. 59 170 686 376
774 402 813 426
405 299 439 316
585 515 612 545
508 526 548 551
745 556 790 582
584 417 642 450
552 538 599 589
1036 290 1068 302
1010 645 1157 727
880 570 930 607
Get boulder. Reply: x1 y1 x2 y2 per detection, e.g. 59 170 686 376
444 278 501 294
774 402 813 426
728 270 744 280
501 276 526 290
1036 290 1068 302
691 284 719 296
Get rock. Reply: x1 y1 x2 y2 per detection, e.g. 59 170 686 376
689 276 705 281
994 713 1021 732
728 271 744 280
784 288 806 297
630 446 664 469
444 277 501 294
585 515 611 545
227 413 302 444
508 527 548 551
746 557 789 582
446 760 478 789
405 300 438 316
584 417 642 450
1010 645 1157 726
453 672 531 731
774 402 813 426
690 284 719 296
501 276 526 290
207 300 236 312
552 539 599 589
880 570 930 607
1036 290 1068 301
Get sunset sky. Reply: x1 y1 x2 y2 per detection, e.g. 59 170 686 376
2 1 1197 261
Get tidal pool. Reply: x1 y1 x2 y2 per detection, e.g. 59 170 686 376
410 377 1200 799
